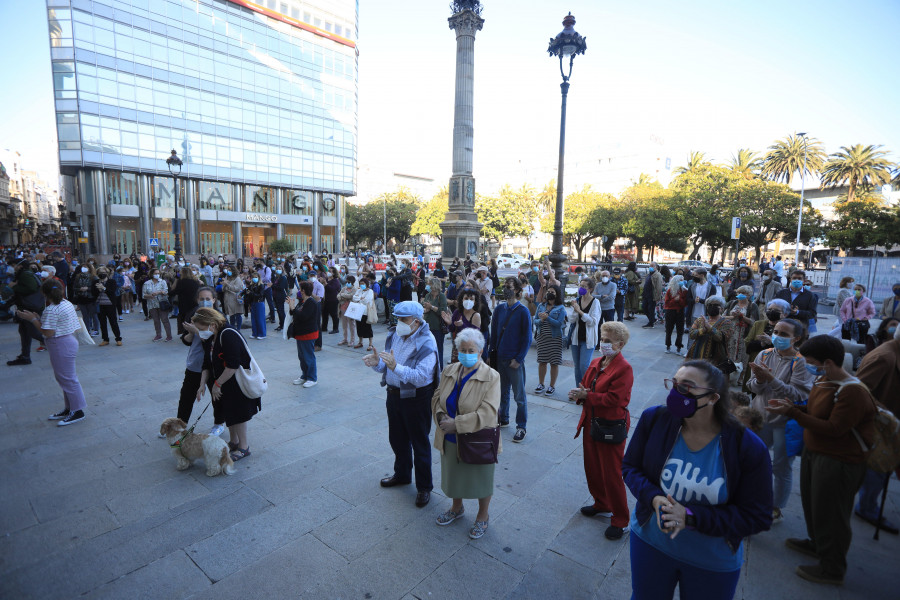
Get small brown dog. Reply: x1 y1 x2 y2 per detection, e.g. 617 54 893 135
159 418 235 477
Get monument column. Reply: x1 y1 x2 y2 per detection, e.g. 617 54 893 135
440 1 484 261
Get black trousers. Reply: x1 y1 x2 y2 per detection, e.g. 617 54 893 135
664 308 685 350
18 318 44 358
644 296 657 325
321 300 339 332
273 294 286 327
265 287 275 321
97 304 121 341
386 385 434 491
177 369 221 424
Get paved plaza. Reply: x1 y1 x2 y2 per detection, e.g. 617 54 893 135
0 305 895 599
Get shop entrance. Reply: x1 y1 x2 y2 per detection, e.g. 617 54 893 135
242 225 276 258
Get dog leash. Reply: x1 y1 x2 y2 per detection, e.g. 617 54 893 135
170 400 212 448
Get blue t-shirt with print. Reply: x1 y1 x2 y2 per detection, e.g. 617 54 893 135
631 434 743 572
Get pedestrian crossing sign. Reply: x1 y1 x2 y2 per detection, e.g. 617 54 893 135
149 238 159 247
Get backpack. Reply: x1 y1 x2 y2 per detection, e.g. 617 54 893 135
835 380 900 474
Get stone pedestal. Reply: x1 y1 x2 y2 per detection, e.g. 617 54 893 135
441 7 484 261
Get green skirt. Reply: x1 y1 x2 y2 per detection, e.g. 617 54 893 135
441 439 495 500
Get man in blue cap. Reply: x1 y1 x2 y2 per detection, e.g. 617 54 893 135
363 300 439 507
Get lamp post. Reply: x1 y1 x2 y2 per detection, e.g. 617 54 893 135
165 149 183 261
547 13 586 282
794 132 808 268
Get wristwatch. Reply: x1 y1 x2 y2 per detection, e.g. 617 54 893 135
684 507 697 530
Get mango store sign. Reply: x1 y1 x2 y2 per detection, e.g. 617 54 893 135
245 213 278 223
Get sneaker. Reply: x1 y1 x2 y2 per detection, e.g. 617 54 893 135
772 508 784 524
36 346 47 352
534 384 545 393
208 424 225 437
302 380 318 388
58 410 85 426
545 386 555 395
795 564 843 586
118 317 124 322
152 336 162 341
48 409 69 420
256 336 266 340
6 356 31 366
164 337 173 342
604 525 629 540
293 377 307 385
664 347 671 354
675 348 683 356
641 324 654 329
90 330 100 336
499 420 510 428
249 336 258 340
512 428 526 443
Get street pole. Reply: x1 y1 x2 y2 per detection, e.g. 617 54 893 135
166 149 183 262
383 197 387 255
794 133 808 268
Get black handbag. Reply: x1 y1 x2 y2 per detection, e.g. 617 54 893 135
158 298 172 312
717 358 737 374
457 426 500 464
589 410 627 444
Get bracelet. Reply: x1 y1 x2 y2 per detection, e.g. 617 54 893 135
214 381 221 388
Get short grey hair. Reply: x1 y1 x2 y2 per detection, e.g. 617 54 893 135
705 295 726 307
454 328 485 352
767 298 790 314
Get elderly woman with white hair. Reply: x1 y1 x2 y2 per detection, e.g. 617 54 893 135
432 328 501 539
744 298 792 365
725 284 759 368
685 295 737 370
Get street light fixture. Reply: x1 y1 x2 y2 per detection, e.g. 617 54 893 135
547 12 586 282
794 133 808 268
165 149 183 261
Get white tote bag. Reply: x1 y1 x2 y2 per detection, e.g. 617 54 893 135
281 312 293 340
225 329 267 398
345 301 366 321
74 316 95 345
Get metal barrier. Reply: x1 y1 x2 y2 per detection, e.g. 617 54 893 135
827 256 900 306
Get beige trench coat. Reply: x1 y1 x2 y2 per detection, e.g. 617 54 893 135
432 361 502 455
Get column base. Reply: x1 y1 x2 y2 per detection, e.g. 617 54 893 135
440 220 483 261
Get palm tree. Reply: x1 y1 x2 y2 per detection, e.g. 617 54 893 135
761 134 825 185
673 151 710 176
730 149 761 179
631 172 656 186
820 144 895 203
538 179 556 215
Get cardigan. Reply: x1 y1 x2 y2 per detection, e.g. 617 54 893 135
623 406 773 552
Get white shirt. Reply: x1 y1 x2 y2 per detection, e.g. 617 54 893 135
41 300 81 337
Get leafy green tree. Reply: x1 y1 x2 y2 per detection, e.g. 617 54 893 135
730 149 762 179
268 238 294 254
673 151 711 176
825 194 898 251
538 185 616 261
820 144 895 203
345 187 420 248
669 166 736 260
475 184 539 244
761 134 825 184
410 187 449 240
620 182 690 262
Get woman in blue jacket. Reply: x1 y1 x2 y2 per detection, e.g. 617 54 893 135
533 284 567 395
622 360 773 600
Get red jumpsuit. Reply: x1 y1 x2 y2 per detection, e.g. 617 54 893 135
575 352 634 528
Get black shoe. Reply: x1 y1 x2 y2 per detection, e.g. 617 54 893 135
513 428 526 443
580 506 613 518
499 420 510 428
329 330 339 334
785 537 819 558
275 327 283 331
7 356 31 366
58 410 85 426
604 525 628 540
642 324 654 329
415 491 431 507
380 475 411 488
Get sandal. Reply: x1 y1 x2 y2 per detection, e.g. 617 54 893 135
230 447 251 461
436 508 465 526
469 519 489 539
367 345 375 352
353 343 363 349
228 441 240 451
338 341 348 346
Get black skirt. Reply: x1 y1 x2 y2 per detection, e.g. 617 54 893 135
356 315 373 338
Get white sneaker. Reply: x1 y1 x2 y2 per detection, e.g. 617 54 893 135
208 424 225 436
293 377 306 385
302 380 318 388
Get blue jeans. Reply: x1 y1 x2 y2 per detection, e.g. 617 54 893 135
758 423 794 509
250 301 266 338
856 468 890 521
229 314 243 330
571 342 594 387
296 338 317 382
498 358 527 430
630 533 740 600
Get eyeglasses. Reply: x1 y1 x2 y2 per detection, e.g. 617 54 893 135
664 378 714 396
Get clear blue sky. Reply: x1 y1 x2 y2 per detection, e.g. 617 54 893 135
2 0 898 192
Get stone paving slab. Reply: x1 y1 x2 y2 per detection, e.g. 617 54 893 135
0 308 896 599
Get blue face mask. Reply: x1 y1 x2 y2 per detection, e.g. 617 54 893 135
887 326 897 336
252 277 259 284
806 364 825 377
771 335 792 351
803 285 811 292
425 285 431 292
458 352 479 368
736 294 747 300
532 267 538 272
649 267 655 273
360 284 367 290
346 283 352 288
276 269 282 274
791 280 803 289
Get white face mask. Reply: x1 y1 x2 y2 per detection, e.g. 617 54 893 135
462 299 475 310
81 267 88 273
197 329 214 340
601 277 609 283
599 342 616 357
153 274 160 280
396 320 413 337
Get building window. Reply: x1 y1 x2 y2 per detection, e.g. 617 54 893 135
105 172 139 205
322 195 336 217
285 189 312 216
245 185 276 214
198 180 234 210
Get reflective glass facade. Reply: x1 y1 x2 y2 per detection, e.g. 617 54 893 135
47 0 357 257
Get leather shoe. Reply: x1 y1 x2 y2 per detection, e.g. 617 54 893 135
380 475 411 488
415 491 431 507
580 505 613 518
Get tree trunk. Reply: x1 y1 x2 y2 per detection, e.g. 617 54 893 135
636 245 644 262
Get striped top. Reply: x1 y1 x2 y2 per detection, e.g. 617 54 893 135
41 299 81 337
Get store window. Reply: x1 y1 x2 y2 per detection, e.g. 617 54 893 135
198 180 234 210
199 221 234 256
245 185 275 214
285 189 312 216
284 224 311 254
152 218 188 254
105 172 139 205
322 195 336 217
151 176 185 208
109 216 140 254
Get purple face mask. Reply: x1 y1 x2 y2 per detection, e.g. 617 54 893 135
665 388 712 419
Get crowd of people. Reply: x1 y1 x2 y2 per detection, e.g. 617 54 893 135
3 245 898 597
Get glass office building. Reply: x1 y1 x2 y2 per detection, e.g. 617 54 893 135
45 0 357 258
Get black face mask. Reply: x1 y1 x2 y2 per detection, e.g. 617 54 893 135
504 288 516 300
766 310 782 322
546 293 556 301
707 305 721 316
693 276 701 282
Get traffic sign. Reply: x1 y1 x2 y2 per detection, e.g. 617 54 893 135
731 217 741 240
78 237 89 243
149 238 160 247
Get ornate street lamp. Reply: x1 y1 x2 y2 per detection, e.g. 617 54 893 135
794 132 808 268
547 13 586 281
165 149 183 261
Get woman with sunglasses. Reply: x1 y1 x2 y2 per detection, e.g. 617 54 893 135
623 361 773 599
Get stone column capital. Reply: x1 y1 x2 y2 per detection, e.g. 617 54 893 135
448 9 484 37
